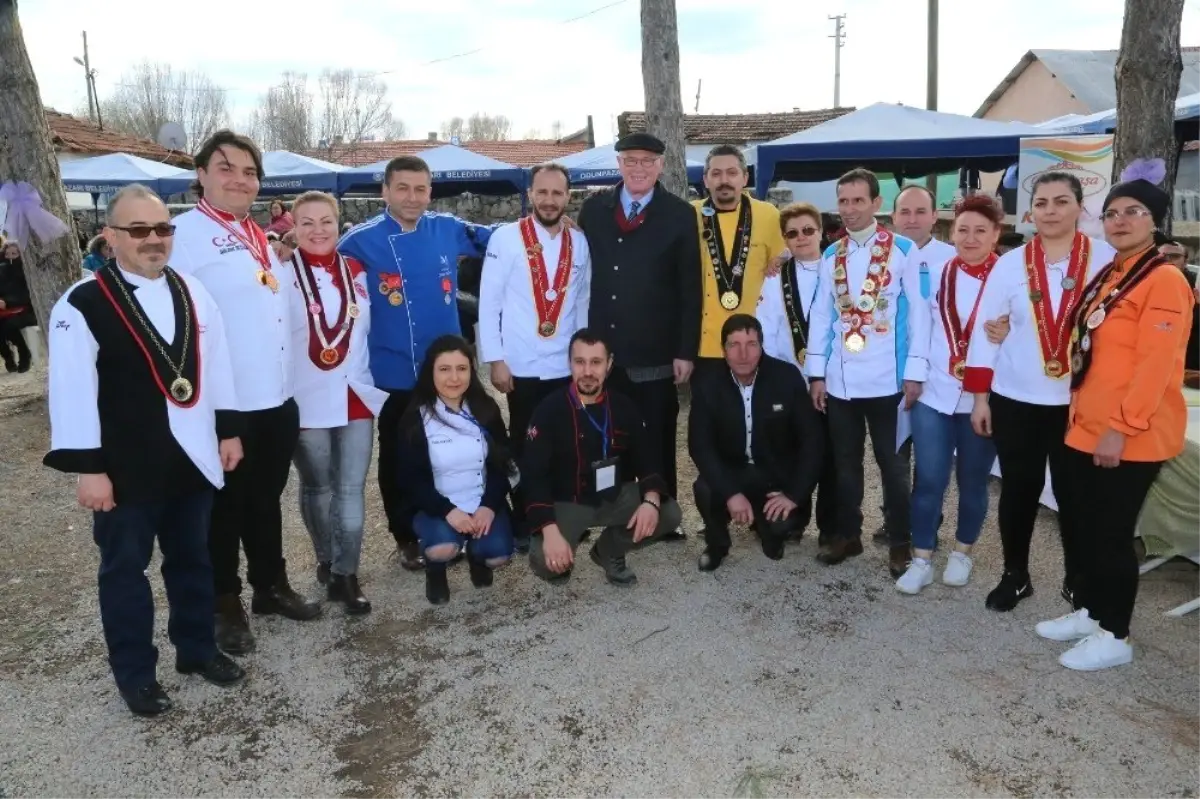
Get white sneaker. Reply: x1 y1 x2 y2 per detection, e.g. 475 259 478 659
895 558 933 594
1059 630 1133 671
1035 608 1101 642
942 551 973 586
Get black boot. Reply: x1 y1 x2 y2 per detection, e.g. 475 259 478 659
698 546 728 572
589 533 637 586
121 681 173 717
425 563 450 605
985 570 1034 612
468 559 494 588
251 568 322 621
316 562 331 585
214 593 255 656
12 334 30 373
328 574 372 615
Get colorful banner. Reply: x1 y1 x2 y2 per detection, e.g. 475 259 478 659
1016 135 1114 238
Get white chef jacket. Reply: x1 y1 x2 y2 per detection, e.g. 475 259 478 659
757 258 821 385
422 399 489 513
920 256 989 415
478 219 591 379
910 237 957 300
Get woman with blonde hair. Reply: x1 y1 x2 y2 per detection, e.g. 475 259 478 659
286 191 387 613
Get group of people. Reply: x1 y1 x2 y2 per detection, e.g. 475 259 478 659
38 125 1195 718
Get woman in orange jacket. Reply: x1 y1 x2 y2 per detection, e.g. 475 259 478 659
1034 160 1195 671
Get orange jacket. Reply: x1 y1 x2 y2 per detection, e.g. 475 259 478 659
1067 253 1195 461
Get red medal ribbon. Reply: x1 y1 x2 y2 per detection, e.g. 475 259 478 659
940 253 996 379
290 251 355 371
831 224 893 345
1024 232 1089 378
518 216 573 338
197 198 273 273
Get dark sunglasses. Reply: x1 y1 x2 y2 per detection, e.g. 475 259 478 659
111 223 176 239
785 226 819 240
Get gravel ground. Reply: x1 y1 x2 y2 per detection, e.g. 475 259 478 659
1 366 1197 798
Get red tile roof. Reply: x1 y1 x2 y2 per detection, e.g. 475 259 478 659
617 108 853 143
314 139 589 167
44 108 193 167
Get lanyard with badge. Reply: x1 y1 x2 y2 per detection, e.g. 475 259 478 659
572 386 619 497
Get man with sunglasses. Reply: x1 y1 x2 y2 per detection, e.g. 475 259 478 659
172 130 319 658
44 184 246 716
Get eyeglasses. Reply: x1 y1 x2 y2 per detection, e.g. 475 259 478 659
785 226 820 239
110 223 176 239
1100 206 1152 222
620 157 660 168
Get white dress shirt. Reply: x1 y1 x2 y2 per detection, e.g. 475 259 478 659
736 374 755 462
966 236 1116 406
171 207 296 412
422 399 489 513
920 258 988 415
478 219 591 379
47 267 238 488
286 253 389 428
757 258 821 384
805 228 931 400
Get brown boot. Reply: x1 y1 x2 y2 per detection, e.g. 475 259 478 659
816 537 864 565
396 541 425 572
889 544 912 579
214 594 255 656
251 569 322 621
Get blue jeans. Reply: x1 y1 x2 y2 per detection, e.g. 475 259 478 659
910 401 996 552
93 489 216 693
413 510 515 563
293 420 374 576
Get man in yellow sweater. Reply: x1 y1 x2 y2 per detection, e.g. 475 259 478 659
692 145 788 375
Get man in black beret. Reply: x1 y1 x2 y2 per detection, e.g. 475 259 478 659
574 132 702 537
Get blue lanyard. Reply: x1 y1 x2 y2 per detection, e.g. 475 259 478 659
571 387 610 459
448 405 488 437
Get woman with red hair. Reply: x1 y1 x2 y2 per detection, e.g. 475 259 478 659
896 196 1004 594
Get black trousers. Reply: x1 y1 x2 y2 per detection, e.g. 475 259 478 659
606 368 680 499
796 418 838 543
507 375 570 527
693 465 798 552
0 313 33 367
825 394 910 544
377 388 415 547
210 398 299 596
95 489 216 693
1059 446 1161 639
989 392 1076 584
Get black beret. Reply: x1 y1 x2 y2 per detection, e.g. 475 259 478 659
1103 179 1170 228
614 133 665 154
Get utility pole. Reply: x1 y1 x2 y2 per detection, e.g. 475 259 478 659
73 30 101 128
694 78 702 113
829 14 846 108
925 0 939 197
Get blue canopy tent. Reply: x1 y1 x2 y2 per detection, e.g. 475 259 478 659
158 150 347 196
753 103 1050 196
60 153 188 195
556 143 706 186
336 144 527 197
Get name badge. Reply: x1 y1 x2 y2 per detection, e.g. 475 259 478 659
591 457 619 498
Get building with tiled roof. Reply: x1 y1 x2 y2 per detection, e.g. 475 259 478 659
617 107 852 163
315 138 588 168
44 108 193 167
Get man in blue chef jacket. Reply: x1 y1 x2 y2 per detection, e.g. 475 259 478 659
338 156 498 570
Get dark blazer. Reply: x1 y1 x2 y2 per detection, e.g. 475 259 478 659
687 354 825 504
0 256 31 309
578 182 702 368
397 407 512 519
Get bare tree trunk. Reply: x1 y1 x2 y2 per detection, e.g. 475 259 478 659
1113 0 1185 232
640 0 687 199
0 0 82 332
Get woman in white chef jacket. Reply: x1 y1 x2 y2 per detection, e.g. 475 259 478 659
963 173 1116 613
287 192 387 615
896 195 1005 595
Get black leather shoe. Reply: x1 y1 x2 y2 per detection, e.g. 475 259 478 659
872 525 890 545
468 559 494 588
589 541 637 586
397 541 425 571
660 528 687 542
214 594 255 656
1060 579 1075 606
251 572 322 621
176 652 246 686
698 547 728 572
316 562 331 585
889 544 912 579
816 537 864 565
121 681 173 717
2 359 15 373
760 532 786 561
425 567 450 605
986 571 1034 612
328 574 372 614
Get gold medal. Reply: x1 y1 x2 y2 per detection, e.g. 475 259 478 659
1044 359 1064 378
388 291 404 306
862 278 877 293
871 245 885 258
265 272 279 292
832 265 847 280
169 377 194 403
348 304 360 319
257 269 269 286
720 291 740 310
796 348 807 367
378 281 391 295
952 361 966 381
855 295 877 313
539 321 557 337
320 347 340 365
837 295 854 311
845 333 866 353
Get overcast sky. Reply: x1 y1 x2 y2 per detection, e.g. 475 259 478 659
19 0 1200 144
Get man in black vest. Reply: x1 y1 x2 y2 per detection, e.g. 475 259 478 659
688 314 825 570
577 133 701 539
